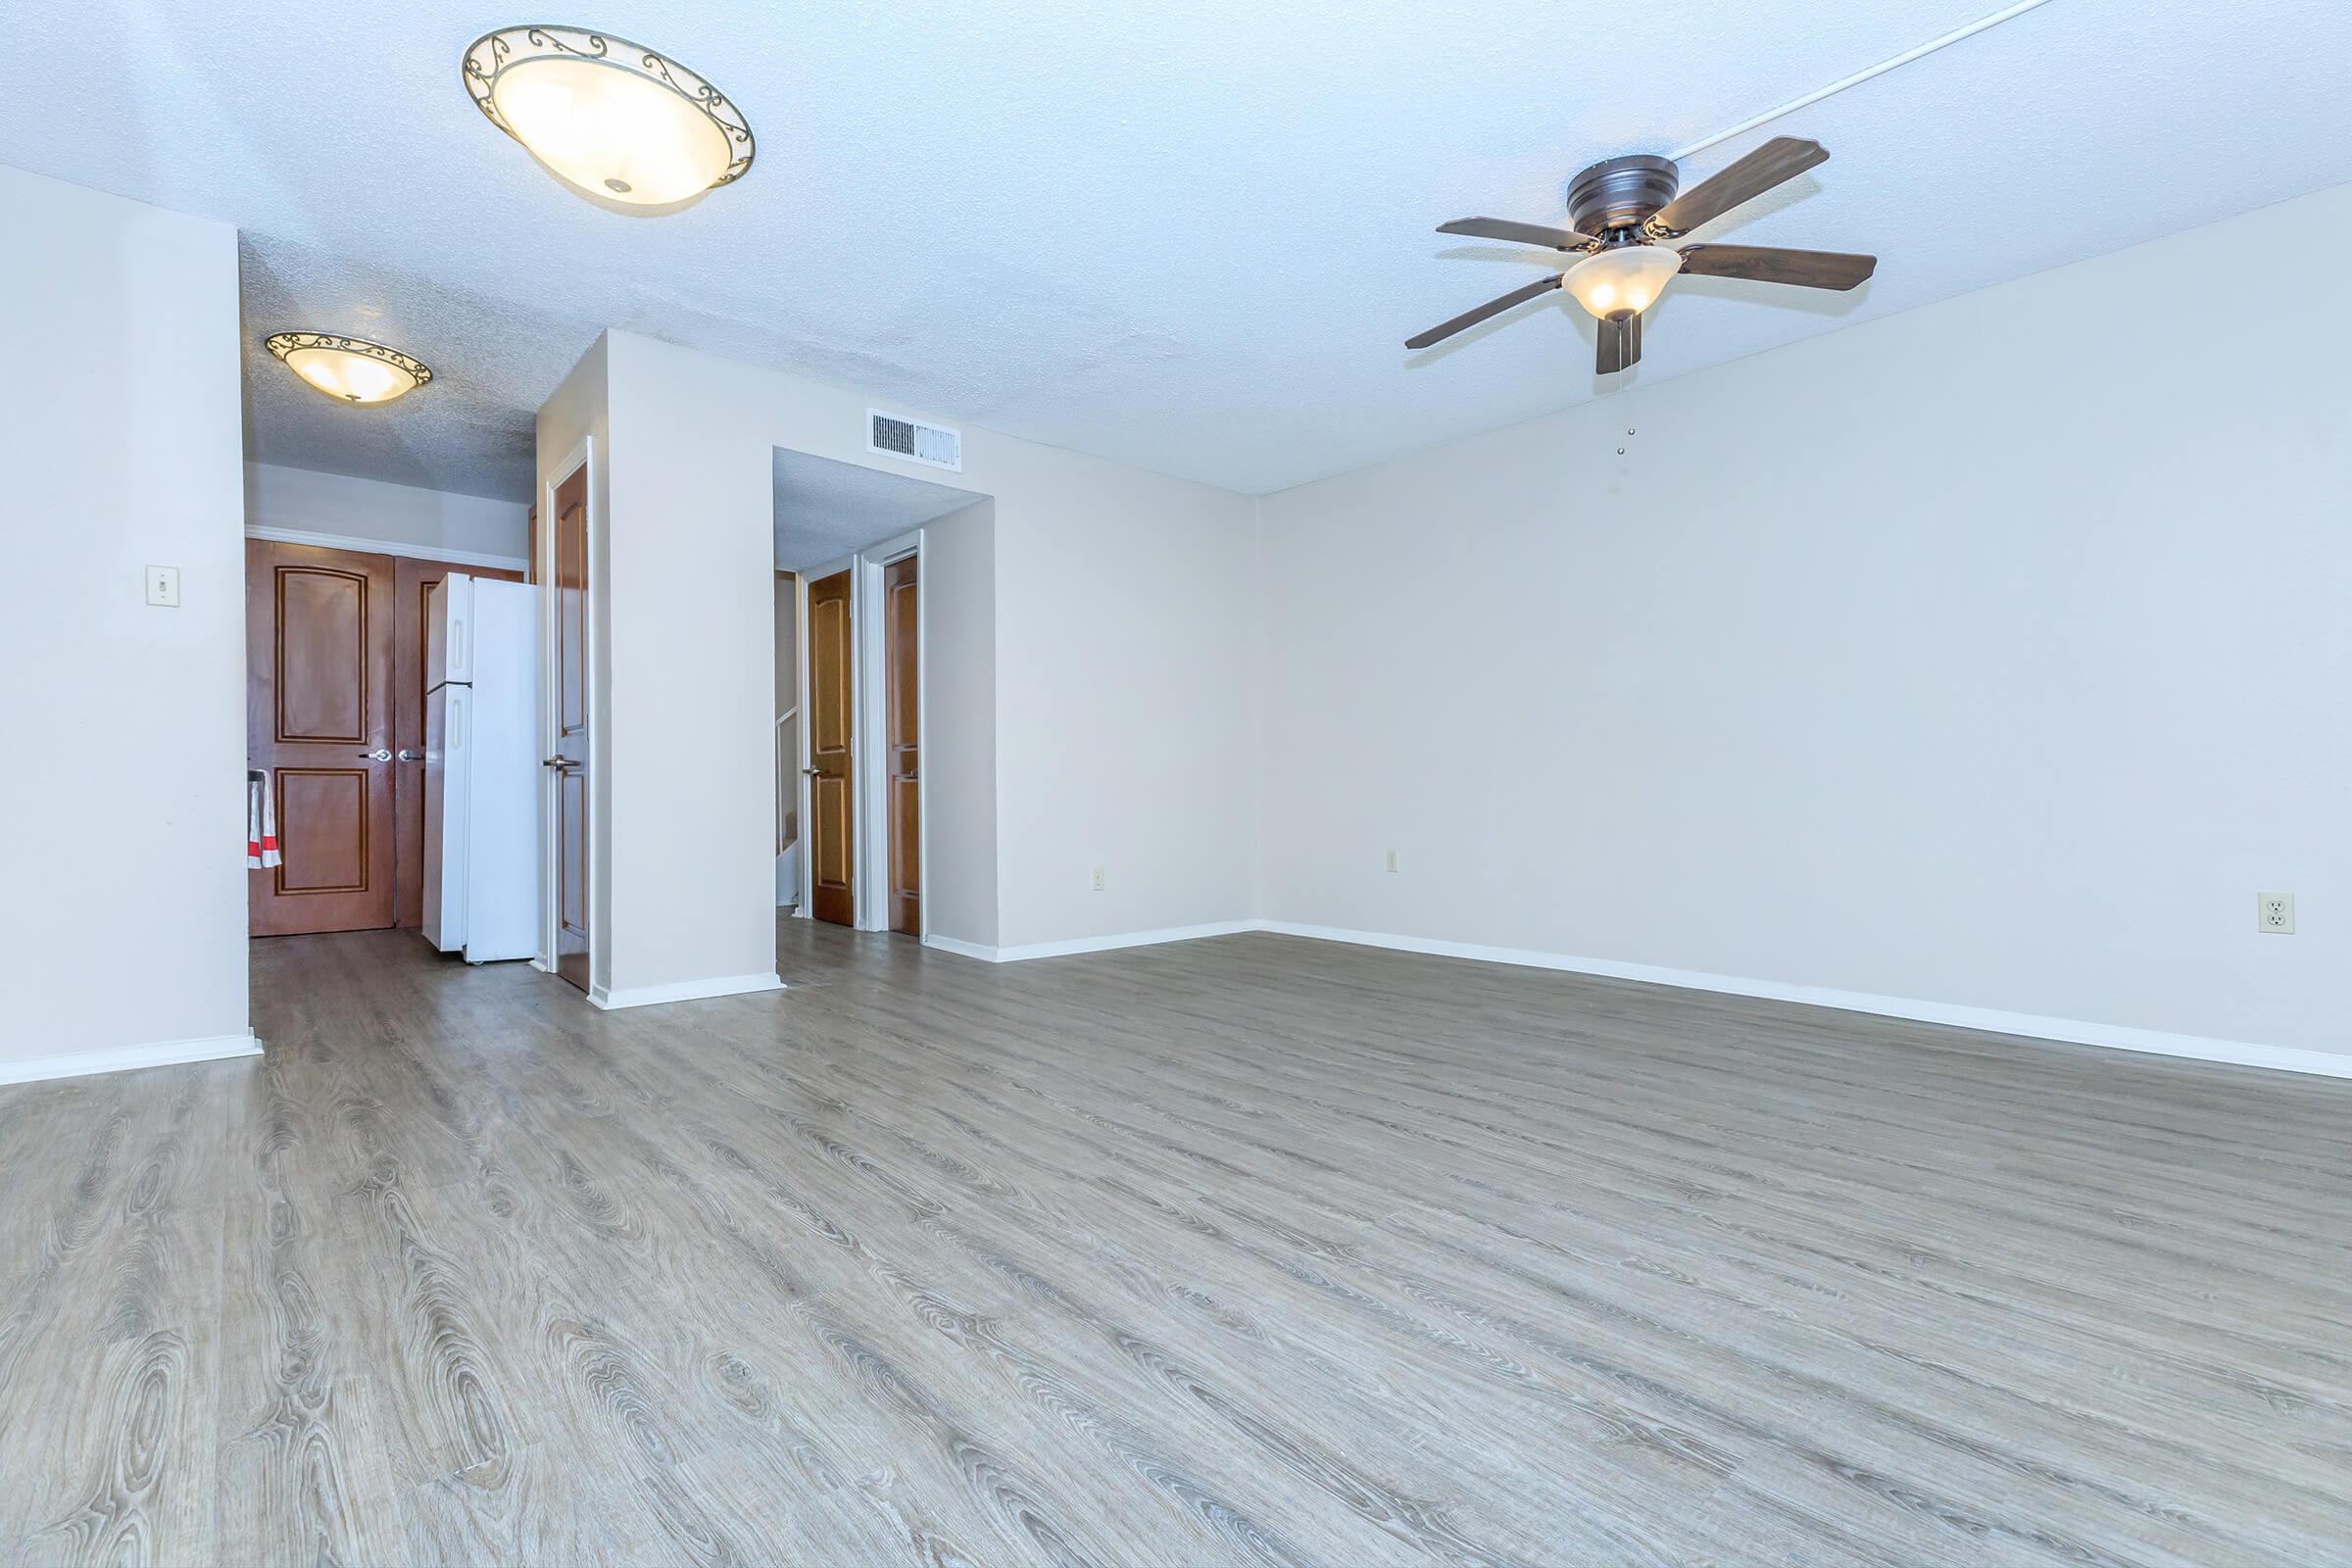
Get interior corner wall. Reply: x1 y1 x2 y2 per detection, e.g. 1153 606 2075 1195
570 329 1255 994
535 334 612 993
0 165 249 1069
1256 179 2352 1058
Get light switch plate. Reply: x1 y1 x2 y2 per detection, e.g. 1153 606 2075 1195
144 564 180 607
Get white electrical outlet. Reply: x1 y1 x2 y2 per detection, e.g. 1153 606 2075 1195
1091 865 1105 892
1385 849 1398 873
144 564 180 607
2258 893 2295 934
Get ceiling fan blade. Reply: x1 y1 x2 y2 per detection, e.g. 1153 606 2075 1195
1677 242 1876 291
1594 310 1641 374
1437 217 1596 251
1647 136 1828 235
1405 274 1562 351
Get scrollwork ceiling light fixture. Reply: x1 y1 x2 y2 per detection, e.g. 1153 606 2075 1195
463 25 755 215
265 333 434 405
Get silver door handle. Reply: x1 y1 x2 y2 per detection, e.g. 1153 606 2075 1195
398 748 422 762
360 748 392 761
542 757 574 770
802 766 821 776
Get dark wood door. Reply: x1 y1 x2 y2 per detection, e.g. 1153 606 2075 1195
392 557 523 929
885 555 920 936
247 539 397 935
807 568 856 927
552 466 592 991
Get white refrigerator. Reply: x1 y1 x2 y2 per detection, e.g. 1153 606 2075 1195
422 573 540 962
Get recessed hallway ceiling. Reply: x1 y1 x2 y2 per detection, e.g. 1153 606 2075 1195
11 0 2348 497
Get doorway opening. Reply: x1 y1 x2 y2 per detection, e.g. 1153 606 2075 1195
244 536 526 939
771 447 979 948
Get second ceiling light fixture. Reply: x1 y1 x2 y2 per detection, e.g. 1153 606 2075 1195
463 24 755 215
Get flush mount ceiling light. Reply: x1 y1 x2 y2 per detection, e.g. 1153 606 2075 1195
462 25 754 215
264 332 434 405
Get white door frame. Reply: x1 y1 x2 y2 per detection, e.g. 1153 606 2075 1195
536 439 595 984
795 532 925 935
856 529 924 937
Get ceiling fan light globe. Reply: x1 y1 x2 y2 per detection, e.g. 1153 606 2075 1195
1561 245 1683 318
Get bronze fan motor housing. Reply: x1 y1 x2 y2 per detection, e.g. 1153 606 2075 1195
1566 154 1681 237
1408 136 1878 371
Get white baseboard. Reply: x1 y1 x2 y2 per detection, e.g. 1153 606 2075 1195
589 972 785 1010
1254 921 2350 1079
0 1031 264 1087
925 920 1259 964
246 524 528 573
921 933 1002 962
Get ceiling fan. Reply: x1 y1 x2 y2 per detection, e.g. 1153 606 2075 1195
1407 136 1876 373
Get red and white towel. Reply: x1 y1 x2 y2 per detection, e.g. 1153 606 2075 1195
247 770 281 869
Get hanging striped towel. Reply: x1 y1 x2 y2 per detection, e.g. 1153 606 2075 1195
247 770 281 869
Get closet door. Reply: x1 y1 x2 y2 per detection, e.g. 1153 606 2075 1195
247 539 397 935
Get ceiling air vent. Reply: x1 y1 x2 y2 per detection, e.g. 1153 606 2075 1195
867 409 962 473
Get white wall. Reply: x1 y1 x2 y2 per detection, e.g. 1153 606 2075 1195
0 166 252 1075
921 500 1000 948
1257 180 2352 1058
245 462 528 564
543 329 1256 997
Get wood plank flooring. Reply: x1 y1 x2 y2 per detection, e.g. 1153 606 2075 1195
4 919 2350 1565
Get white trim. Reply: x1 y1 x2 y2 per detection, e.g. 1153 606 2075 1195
927 920 1260 964
588 972 785 1010
1253 921 2352 1080
0 1031 263 1087
541 439 594 988
869 914 2342 1078
855 528 924 938
245 524 527 574
920 933 1002 962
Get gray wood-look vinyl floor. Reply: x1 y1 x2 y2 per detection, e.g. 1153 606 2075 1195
3 921 2349 1566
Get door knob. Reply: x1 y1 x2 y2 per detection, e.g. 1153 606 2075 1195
359 748 393 761
542 757 574 770
397 748 422 762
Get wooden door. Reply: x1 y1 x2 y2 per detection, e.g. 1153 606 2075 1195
885 555 920 936
552 466 592 991
392 557 522 928
807 568 856 926
246 539 397 935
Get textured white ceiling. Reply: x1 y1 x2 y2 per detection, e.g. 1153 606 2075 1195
239 233 598 498
773 448 983 573
9 1 2349 497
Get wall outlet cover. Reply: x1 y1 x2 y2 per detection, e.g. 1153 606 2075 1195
2258 893 2295 934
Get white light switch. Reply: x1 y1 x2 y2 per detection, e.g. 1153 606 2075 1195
145 565 180 607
